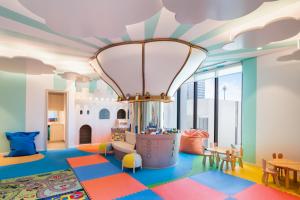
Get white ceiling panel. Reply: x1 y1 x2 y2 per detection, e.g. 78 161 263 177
144 41 189 95
97 44 143 96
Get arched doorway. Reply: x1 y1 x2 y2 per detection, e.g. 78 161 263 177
79 125 92 144
117 109 126 119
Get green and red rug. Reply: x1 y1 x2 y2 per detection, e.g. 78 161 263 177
0 169 88 200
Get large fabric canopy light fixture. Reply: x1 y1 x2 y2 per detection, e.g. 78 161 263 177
90 39 207 102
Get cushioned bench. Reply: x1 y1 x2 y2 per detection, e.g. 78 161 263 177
112 131 136 160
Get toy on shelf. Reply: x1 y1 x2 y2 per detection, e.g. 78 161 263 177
140 126 180 135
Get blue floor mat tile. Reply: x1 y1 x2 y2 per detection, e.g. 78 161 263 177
0 148 92 179
190 170 254 195
105 153 200 186
116 189 162 200
224 197 237 200
73 162 122 181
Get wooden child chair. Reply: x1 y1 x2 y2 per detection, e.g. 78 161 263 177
230 145 243 168
262 159 280 186
277 153 285 178
202 151 214 167
272 153 285 177
220 150 236 171
278 153 283 159
235 147 244 168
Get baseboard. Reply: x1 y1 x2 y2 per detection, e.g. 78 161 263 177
0 151 8 155
244 161 261 167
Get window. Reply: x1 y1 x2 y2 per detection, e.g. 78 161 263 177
196 78 215 146
80 110 83 115
163 91 177 128
180 82 194 130
141 101 161 130
117 109 126 119
218 71 242 146
99 108 110 119
87 110 90 115
178 63 243 147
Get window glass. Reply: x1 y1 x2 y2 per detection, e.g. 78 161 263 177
180 82 194 130
99 108 110 119
196 78 215 146
218 72 242 147
163 91 177 129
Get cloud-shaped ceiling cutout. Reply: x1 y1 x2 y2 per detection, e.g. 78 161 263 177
19 0 162 38
162 0 275 24
0 56 55 74
58 72 90 83
277 49 300 62
223 18 300 51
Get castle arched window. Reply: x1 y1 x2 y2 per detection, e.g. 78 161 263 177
87 110 90 115
80 110 83 115
117 109 126 119
99 108 110 119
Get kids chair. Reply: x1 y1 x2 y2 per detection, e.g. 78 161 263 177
202 151 214 167
271 153 285 178
231 145 244 168
220 150 236 171
122 153 142 173
277 153 285 178
262 159 280 186
235 147 244 168
278 153 284 159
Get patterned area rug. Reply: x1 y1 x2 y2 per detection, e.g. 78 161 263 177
0 169 89 200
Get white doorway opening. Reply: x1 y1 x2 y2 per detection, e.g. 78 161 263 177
46 91 68 150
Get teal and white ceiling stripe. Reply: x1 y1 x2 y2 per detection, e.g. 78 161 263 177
0 0 299 75
0 6 98 49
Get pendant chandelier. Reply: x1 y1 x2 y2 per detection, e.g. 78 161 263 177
90 38 207 102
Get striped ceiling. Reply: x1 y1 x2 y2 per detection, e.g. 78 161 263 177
0 0 299 76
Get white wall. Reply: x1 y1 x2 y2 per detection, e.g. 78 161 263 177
24 75 126 150
66 80 76 148
75 88 128 145
256 48 300 164
26 74 53 150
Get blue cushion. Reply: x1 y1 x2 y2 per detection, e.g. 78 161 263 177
5 131 39 157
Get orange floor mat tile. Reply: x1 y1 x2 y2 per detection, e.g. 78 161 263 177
77 144 101 153
81 173 147 200
67 154 108 168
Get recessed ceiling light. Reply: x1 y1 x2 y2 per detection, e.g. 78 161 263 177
257 47 263 50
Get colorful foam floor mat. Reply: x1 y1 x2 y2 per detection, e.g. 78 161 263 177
0 169 89 200
0 148 92 180
67 154 300 200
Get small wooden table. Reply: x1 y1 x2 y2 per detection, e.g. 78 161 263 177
268 159 300 188
206 147 240 168
206 147 232 155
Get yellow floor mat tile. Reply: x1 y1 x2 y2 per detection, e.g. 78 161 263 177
224 163 300 197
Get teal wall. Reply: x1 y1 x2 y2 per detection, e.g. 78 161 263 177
53 74 66 90
89 80 97 93
0 71 26 153
242 58 257 163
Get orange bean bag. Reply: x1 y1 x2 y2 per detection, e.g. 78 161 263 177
179 129 209 155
